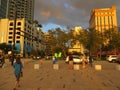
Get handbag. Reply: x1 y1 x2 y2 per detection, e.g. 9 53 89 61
20 71 23 77
20 63 23 77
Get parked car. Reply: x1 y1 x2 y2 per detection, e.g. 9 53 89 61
106 55 118 62
45 55 52 60
73 55 83 64
32 56 41 60
65 55 82 64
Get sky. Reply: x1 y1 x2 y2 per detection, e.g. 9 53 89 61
34 0 120 32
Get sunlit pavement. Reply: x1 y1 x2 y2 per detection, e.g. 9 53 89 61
0 59 120 90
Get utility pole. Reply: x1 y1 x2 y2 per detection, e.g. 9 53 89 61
12 1 17 64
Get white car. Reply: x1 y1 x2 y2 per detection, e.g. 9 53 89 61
65 55 82 64
73 55 83 64
106 55 118 62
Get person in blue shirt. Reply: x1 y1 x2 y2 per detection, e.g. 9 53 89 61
13 55 23 90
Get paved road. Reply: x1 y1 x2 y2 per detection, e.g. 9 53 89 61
0 59 120 90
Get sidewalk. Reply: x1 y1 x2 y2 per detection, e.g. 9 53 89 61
0 60 120 90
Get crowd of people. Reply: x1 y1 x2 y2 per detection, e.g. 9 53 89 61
65 54 93 69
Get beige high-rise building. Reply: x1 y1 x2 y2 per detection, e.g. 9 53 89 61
44 33 53 55
89 6 118 32
0 18 44 57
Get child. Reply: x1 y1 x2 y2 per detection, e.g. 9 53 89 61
13 55 23 90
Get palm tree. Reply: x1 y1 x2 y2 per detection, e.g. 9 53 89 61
33 20 38 27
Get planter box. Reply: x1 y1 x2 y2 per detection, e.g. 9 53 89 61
116 65 120 71
53 64 59 70
74 64 80 70
34 64 39 70
95 65 102 70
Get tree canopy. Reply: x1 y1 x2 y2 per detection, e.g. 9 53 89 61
46 26 120 57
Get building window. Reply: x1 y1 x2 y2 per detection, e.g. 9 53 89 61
9 28 13 30
9 32 13 34
17 36 20 38
9 36 12 39
16 32 20 35
17 27 21 30
16 41 20 43
17 22 21 26
10 22 13 26
8 41 12 43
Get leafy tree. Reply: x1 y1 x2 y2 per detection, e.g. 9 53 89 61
0 43 12 54
103 28 120 54
47 28 71 57
107 32 120 54
75 28 103 55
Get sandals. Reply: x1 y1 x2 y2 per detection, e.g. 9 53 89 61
18 85 20 87
13 88 16 90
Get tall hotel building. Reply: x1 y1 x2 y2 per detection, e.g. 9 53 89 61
8 0 34 21
89 6 118 33
0 0 45 57
0 0 34 21
0 0 9 18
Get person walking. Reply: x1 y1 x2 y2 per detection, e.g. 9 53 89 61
9 54 14 66
53 53 58 64
89 55 93 67
82 55 86 68
0 54 5 68
69 54 73 69
13 55 23 90
0 55 3 68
